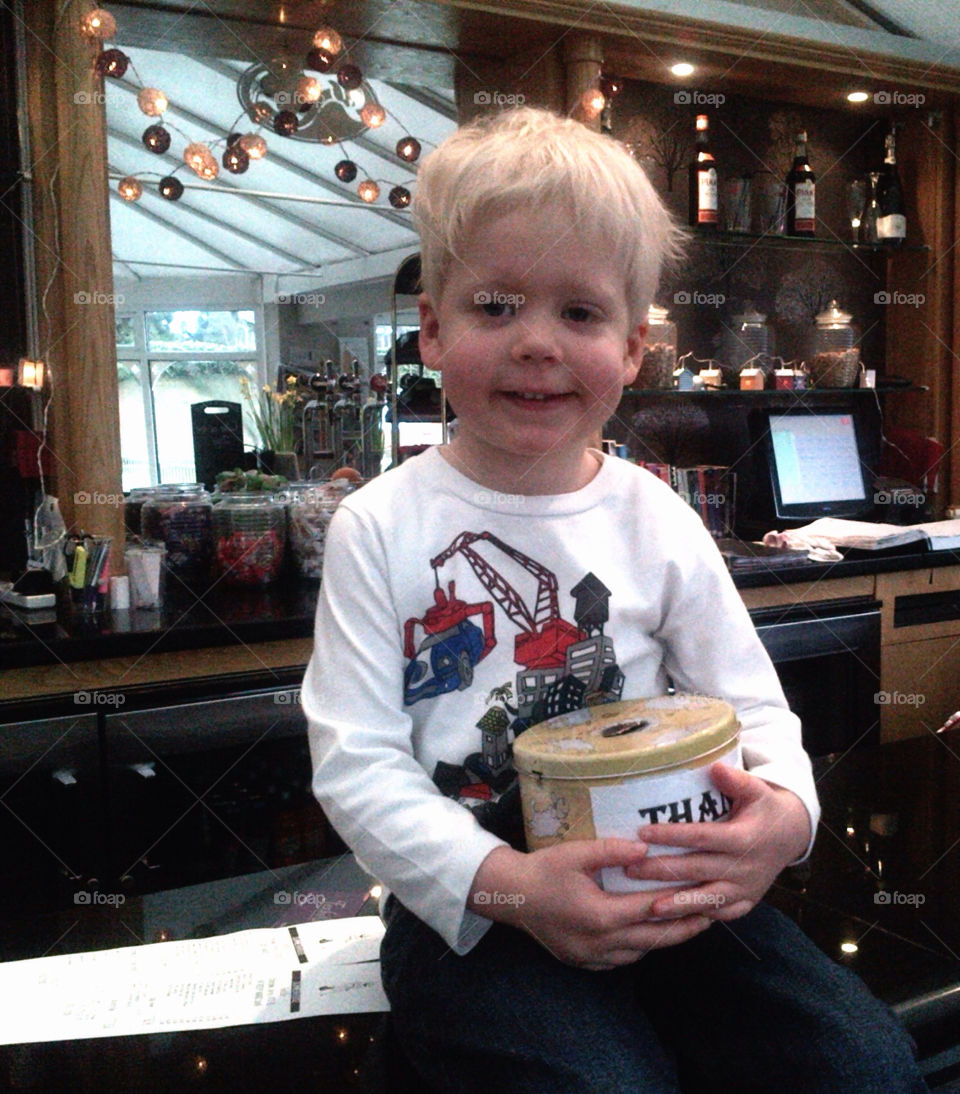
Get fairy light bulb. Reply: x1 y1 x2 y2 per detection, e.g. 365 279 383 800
305 47 335 73
239 133 268 159
158 175 184 201
579 87 606 119
389 185 411 209
184 142 219 179
358 179 380 203
337 64 363 91
197 152 219 181
222 144 250 174
296 75 323 103
95 48 129 78
137 87 168 116
312 27 343 55
396 136 421 162
118 176 142 202
334 159 357 183
142 124 171 153
360 102 386 128
80 9 117 39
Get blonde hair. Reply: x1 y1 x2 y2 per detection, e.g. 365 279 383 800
412 106 683 323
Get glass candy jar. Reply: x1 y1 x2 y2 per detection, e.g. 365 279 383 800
636 305 677 389
141 487 213 586
807 300 861 387
283 480 353 579
212 494 286 587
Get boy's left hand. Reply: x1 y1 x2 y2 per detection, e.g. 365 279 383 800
627 763 812 922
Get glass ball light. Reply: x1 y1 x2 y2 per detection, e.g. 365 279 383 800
222 144 250 174
142 124 171 154
337 64 363 91
95 48 129 78
273 110 299 136
239 133 268 159
312 27 343 55
296 75 323 104
305 47 335 73
358 179 380 204
396 136 421 162
118 176 142 202
137 87 168 116
360 103 386 128
334 159 358 183
579 87 606 119
159 176 184 201
80 9 117 39
388 186 411 209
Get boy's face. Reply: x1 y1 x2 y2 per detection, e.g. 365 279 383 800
418 207 646 494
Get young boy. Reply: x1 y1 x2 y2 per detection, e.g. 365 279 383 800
302 107 925 1091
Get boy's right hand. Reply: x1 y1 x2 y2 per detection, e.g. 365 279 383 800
468 842 712 971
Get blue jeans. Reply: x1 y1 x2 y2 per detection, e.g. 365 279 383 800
381 900 927 1093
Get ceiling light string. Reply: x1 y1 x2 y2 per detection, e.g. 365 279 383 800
84 7 425 208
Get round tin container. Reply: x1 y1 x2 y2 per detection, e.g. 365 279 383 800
513 695 742 892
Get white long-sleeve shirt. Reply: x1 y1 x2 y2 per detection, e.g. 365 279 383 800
302 448 819 953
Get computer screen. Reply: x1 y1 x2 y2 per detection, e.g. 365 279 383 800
767 409 871 521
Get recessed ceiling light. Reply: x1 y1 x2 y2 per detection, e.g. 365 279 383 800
671 63 695 77
847 91 869 103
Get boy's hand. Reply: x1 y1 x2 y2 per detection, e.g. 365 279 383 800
628 763 811 921
468 839 712 970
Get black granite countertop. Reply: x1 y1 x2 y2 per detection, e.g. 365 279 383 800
0 574 319 672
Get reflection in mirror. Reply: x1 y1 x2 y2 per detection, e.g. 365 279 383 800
103 3 459 485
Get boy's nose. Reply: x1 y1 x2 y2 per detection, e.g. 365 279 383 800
509 314 562 364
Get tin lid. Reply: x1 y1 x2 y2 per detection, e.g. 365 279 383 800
513 695 739 779
815 300 853 327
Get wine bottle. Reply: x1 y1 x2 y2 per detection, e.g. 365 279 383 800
688 114 718 229
785 130 816 237
876 128 906 248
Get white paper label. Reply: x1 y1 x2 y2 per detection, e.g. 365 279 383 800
698 168 718 222
793 180 815 231
877 213 906 240
589 743 742 892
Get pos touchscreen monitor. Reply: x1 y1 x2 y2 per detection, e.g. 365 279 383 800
766 408 872 522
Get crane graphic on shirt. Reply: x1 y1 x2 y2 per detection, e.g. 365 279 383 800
402 531 624 826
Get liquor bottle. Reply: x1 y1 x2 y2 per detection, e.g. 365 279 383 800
688 114 718 229
876 128 907 248
785 130 816 237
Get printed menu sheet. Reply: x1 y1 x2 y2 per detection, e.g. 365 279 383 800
0 917 388 1045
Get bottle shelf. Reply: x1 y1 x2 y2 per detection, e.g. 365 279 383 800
686 229 928 253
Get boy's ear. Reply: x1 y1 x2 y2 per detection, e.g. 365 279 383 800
623 322 647 385
418 294 443 370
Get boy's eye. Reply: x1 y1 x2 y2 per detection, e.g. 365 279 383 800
479 299 517 317
562 305 597 323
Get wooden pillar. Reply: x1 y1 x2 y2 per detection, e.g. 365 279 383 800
24 0 125 558
562 33 603 128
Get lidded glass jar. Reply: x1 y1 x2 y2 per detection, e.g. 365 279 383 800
721 307 773 375
141 487 213 586
283 480 354 579
808 300 861 387
636 305 677 389
126 482 204 539
212 493 286 587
